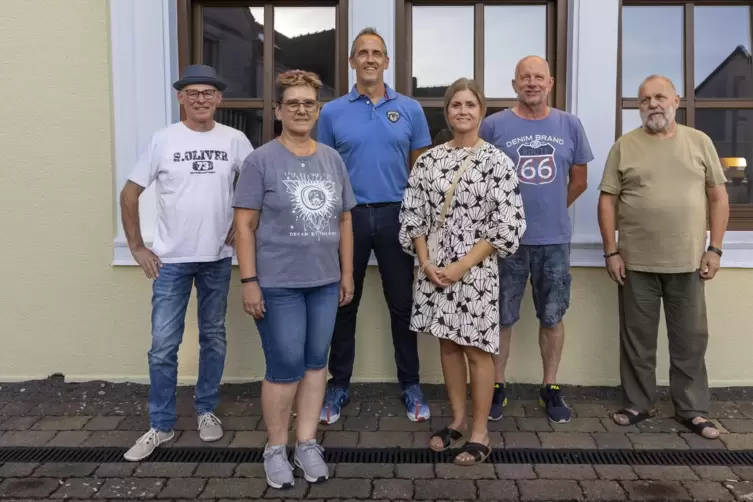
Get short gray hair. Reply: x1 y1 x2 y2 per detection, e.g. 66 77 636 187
350 27 388 58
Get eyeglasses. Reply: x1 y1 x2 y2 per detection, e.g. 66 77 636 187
279 99 319 112
182 89 218 100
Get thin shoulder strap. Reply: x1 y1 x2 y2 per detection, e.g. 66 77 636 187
437 139 485 225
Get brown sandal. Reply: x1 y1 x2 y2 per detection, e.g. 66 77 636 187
429 427 467 452
453 440 491 466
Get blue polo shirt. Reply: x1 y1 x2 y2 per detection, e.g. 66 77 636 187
317 85 431 204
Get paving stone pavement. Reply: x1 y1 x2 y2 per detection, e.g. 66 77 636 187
0 385 752 500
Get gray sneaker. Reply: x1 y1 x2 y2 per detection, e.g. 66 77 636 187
123 428 174 461
198 412 223 442
263 443 294 489
294 439 329 483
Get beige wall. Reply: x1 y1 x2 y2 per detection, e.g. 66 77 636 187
1 1 752 387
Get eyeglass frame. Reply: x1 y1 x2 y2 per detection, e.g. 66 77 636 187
277 99 320 112
180 89 220 101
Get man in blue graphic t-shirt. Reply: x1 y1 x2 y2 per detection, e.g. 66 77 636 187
479 55 593 424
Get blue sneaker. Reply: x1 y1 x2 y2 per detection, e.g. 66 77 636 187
488 383 508 421
320 386 349 425
539 384 572 423
402 384 431 422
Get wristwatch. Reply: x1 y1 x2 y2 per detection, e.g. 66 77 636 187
707 246 723 257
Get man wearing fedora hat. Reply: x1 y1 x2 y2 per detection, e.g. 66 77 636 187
120 64 254 461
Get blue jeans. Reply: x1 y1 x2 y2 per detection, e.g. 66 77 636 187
499 244 572 329
328 203 419 390
148 257 231 431
256 282 340 383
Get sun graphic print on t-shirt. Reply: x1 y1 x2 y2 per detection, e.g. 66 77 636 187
282 172 339 239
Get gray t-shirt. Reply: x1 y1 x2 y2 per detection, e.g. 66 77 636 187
479 108 594 245
233 139 357 288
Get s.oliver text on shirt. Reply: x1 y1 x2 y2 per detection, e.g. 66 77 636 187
172 150 229 162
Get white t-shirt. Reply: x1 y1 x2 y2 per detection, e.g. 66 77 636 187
128 121 254 263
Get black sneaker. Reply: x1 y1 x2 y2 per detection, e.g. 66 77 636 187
488 383 507 421
539 384 572 423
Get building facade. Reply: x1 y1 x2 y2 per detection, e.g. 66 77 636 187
1 0 752 386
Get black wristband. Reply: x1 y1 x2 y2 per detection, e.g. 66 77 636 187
707 246 723 257
240 276 258 284
603 251 619 258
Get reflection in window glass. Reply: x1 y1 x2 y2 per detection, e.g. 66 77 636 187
696 110 753 205
424 108 508 146
424 108 450 146
694 6 753 99
621 108 685 134
274 7 337 99
486 108 507 118
412 6 474 98
216 109 264 148
203 7 265 98
484 5 546 98
621 6 684 97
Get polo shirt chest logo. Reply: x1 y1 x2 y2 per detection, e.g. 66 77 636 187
386 110 400 123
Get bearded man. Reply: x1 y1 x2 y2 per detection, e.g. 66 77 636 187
597 74 729 439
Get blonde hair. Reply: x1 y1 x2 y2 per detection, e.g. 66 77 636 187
443 78 486 130
276 70 322 101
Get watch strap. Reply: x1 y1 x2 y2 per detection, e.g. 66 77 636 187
707 246 722 257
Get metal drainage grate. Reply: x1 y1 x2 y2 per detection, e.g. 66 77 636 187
1 447 753 466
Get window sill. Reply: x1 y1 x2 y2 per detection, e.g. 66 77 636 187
568 232 753 268
113 232 753 269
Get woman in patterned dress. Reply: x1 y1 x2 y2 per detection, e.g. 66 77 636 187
399 78 526 466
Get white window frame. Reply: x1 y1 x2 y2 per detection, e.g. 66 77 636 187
110 0 753 268
111 0 178 264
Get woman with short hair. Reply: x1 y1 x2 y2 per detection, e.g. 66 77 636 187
399 77 526 466
233 70 356 489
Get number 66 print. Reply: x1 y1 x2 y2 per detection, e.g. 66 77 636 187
515 141 558 185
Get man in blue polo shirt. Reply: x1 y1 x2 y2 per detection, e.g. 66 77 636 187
316 27 432 424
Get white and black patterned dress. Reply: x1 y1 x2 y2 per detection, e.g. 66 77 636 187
398 142 526 354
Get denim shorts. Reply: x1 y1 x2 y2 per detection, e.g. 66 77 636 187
498 244 572 329
255 282 340 383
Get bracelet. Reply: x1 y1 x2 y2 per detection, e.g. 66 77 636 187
603 251 619 259
240 276 258 284
420 260 432 272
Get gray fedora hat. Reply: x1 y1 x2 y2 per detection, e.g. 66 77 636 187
173 64 226 91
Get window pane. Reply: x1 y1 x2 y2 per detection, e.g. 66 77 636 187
694 6 753 99
412 6 474 98
423 107 508 146
622 6 684 97
203 7 265 98
216 109 264 147
696 110 753 205
424 108 450 146
621 108 685 134
274 7 337 99
484 5 547 98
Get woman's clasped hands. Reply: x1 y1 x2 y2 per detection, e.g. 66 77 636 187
424 261 468 288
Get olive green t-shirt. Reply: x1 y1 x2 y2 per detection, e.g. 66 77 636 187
599 124 727 273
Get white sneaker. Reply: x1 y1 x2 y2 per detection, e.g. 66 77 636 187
198 412 223 442
123 428 174 461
